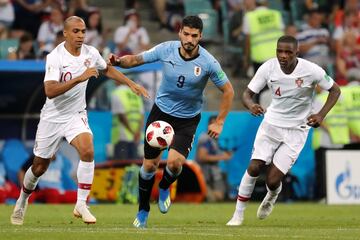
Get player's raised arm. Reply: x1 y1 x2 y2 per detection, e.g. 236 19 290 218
103 65 149 98
108 53 145 68
44 68 99 99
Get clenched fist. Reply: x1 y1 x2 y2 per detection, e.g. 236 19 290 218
79 67 99 82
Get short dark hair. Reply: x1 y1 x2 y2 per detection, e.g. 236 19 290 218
20 32 33 43
278 35 298 48
181 15 203 32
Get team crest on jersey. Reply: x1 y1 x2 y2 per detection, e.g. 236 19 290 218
194 66 201 76
84 58 91 67
295 78 303 87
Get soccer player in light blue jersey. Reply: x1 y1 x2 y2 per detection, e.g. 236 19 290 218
109 15 234 228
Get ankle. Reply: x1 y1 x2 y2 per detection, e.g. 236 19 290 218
76 201 86 207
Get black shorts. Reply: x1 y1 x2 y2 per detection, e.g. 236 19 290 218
144 104 201 159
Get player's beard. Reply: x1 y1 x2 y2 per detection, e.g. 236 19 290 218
181 42 197 54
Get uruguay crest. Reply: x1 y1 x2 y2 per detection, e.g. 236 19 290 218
194 66 201 76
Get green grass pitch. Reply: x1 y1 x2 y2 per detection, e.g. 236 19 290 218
1 203 359 240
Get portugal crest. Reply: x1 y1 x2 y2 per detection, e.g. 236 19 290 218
194 66 201 76
84 58 91 68
295 78 303 87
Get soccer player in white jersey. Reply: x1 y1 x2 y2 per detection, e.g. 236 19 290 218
227 35 341 226
10 16 149 225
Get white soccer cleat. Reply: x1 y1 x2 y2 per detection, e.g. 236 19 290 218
73 204 96 224
257 193 276 220
10 200 28 225
226 213 244 226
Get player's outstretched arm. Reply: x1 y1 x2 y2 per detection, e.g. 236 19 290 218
242 88 265 116
44 67 99 99
103 65 149 98
208 82 234 139
307 83 341 128
108 53 145 68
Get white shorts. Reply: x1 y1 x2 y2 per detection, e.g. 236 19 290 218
33 111 92 159
251 121 310 174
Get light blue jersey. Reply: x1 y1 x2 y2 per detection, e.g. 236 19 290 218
142 41 229 118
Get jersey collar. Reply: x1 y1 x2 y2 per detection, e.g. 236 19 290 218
178 47 200 61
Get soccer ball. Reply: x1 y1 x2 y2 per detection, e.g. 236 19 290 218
145 121 174 149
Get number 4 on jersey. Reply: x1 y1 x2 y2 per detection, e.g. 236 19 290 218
275 87 281 96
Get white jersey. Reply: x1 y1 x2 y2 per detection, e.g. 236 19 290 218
41 42 107 123
248 58 334 128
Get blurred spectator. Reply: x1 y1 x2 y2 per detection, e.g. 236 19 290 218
110 83 144 160
0 158 19 203
37 7 64 57
11 0 53 38
0 23 9 39
332 9 360 56
228 0 255 77
342 85 360 147
67 0 87 19
312 86 350 150
227 0 242 18
84 10 104 51
304 0 337 14
336 31 360 85
19 154 77 204
242 0 284 73
8 32 36 60
153 0 184 31
37 29 64 58
0 0 15 28
114 10 150 56
312 86 350 199
54 30 64 46
285 24 298 37
125 0 138 13
334 0 360 28
195 115 232 202
67 0 97 21
297 9 331 70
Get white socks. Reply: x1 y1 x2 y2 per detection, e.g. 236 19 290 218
235 171 258 212
19 167 40 205
76 160 94 205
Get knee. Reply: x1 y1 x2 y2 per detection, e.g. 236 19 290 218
79 147 94 161
142 160 158 173
31 162 49 177
247 160 264 177
167 158 183 173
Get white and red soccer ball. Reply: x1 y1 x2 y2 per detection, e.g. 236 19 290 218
145 121 174 149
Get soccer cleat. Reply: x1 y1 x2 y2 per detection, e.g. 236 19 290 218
133 210 149 228
257 193 276 220
10 200 28 225
226 212 244 226
158 188 171 214
73 204 96 224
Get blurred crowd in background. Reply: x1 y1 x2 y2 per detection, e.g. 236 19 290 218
1 0 359 87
